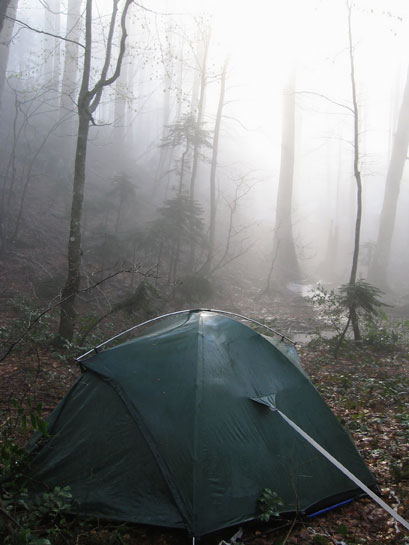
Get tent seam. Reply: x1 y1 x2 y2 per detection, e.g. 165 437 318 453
191 313 204 535
86 370 193 533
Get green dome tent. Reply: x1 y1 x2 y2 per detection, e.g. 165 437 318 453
28 310 377 537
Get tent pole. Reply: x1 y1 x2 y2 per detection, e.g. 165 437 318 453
76 308 294 362
274 407 409 532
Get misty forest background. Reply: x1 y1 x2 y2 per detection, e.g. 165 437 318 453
2 1 409 544
1 0 409 345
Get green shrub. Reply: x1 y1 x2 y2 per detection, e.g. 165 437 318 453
257 488 283 522
0 399 74 545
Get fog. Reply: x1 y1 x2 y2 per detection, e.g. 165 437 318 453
1 0 409 310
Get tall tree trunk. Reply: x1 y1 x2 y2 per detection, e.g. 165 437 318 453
42 0 61 90
57 0 92 344
202 58 228 275
59 0 82 120
57 0 132 344
153 30 176 199
189 24 210 199
347 6 362 288
58 113 90 343
368 65 409 290
51 0 61 90
113 57 128 133
347 1 363 340
0 0 13 33
0 0 18 109
267 70 300 290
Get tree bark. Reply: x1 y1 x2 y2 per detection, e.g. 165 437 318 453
347 2 362 289
58 112 90 343
0 0 18 108
346 1 362 342
57 0 133 344
202 58 228 275
189 24 210 199
42 0 61 90
267 70 300 289
368 65 409 290
0 0 13 33
59 0 82 119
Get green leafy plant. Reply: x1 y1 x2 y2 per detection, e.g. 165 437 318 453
0 399 72 545
2 485 73 545
1 399 49 483
308 280 393 356
338 279 385 341
257 488 283 522
361 312 409 352
308 284 346 340
333 279 385 357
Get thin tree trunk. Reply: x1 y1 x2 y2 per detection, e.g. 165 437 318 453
59 0 82 119
178 141 189 194
368 65 409 290
347 3 362 288
201 58 228 275
57 0 132 344
189 25 210 199
42 0 61 89
0 0 18 108
347 1 362 341
57 113 90 343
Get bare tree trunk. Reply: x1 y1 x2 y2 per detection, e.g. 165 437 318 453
189 24 210 199
0 0 13 33
59 0 82 119
152 31 177 199
201 58 228 275
113 57 128 134
178 141 189 194
348 16 362 287
58 113 90 342
267 70 300 289
42 0 61 90
57 0 133 344
347 1 363 340
0 0 18 108
368 65 409 290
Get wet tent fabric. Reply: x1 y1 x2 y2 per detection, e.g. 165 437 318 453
28 311 376 536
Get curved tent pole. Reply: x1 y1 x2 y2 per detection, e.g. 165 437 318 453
203 309 295 345
76 308 295 362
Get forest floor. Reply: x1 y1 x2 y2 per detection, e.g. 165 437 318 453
1 315 409 544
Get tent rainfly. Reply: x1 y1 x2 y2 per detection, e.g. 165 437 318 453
28 310 378 537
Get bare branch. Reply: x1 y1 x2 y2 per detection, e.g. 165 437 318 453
133 2 186 16
0 267 147 362
296 90 354 113
89 0 133 112
2 14 85 49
